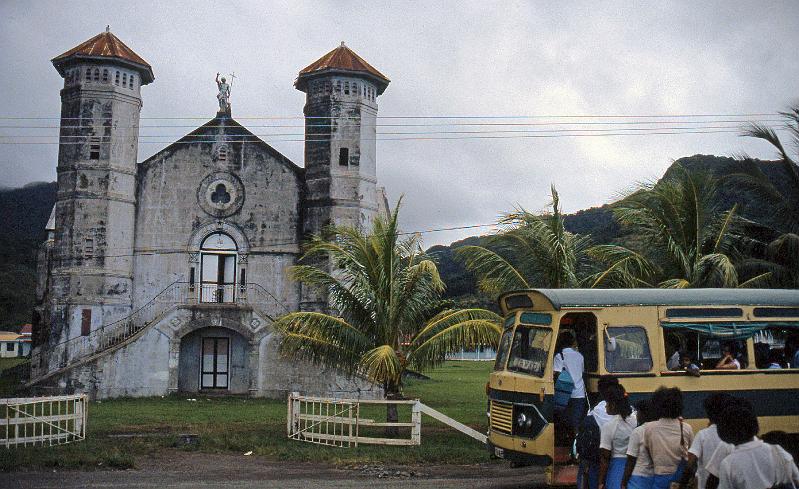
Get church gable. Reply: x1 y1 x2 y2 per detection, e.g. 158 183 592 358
135 116 304 254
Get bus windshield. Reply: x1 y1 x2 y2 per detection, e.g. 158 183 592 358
507 325 553 377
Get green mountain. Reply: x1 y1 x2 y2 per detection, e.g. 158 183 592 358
0 182 56 330
429 154 790 305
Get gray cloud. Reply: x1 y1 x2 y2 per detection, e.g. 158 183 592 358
1 1 797 246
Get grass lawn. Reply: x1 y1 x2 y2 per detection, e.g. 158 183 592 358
1 361 495 471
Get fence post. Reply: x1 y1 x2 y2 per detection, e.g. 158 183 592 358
411 400 422 445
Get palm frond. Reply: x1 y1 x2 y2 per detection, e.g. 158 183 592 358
455 245 529 295
360 345 402 385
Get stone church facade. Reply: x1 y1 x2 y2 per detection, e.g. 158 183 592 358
31 30 390 399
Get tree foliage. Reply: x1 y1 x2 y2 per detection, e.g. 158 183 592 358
273 200 502 402
455 185 594 297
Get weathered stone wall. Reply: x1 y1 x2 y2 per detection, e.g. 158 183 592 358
42 304 380 399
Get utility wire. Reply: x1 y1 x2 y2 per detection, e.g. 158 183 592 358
0 128 765 145
0 118 783 130
45 222 503 262
0 112 779 121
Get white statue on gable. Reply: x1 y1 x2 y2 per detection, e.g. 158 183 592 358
215 72 232 112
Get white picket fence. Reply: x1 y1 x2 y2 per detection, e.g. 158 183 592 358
287 392 486 448
1 394 87 448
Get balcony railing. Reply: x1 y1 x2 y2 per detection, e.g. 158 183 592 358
30 282 290 383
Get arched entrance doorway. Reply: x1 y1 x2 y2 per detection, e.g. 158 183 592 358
200 232 237 303
177 326 250 393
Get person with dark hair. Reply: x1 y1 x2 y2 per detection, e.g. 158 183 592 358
767 349 783 369
598 385 637 489
715 400 799 489
577 375 620 489
553 330 587 435
644 387 694 489
621 399 657 489
686 393 735 489
715 343 740 370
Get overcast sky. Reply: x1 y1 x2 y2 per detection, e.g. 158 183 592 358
2 1 797 246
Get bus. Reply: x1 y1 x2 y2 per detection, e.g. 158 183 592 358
487 288 799 486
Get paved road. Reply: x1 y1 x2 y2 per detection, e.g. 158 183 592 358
6 453 550 489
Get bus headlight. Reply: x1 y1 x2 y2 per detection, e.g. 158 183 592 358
516 412 528 427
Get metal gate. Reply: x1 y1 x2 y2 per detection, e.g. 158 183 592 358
1 394 87 448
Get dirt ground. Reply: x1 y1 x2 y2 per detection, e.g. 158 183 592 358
6 450 550 489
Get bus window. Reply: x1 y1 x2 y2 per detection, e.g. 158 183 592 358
507 326 552 377
604 326 653 372
494 328 513 371
753 328 799 369
664 330 748 370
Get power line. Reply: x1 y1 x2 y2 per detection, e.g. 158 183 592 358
45 222 503 262
0 118 784 130
0 112 780 121
0 128 765 145
0 124 776 140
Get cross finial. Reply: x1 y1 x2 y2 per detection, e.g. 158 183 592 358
106 25 110 33
340 41 346 48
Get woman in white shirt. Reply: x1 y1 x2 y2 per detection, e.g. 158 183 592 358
599 385 637 489
622 399 657 489
716 400 799 489
686 393 735 489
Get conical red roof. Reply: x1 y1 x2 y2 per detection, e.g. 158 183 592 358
52 29 154 84
296 43 389 94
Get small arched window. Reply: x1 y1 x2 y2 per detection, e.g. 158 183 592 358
102 69 109 82
129 75 135 88
201 232 237 251
344 81 350 95
93 68 100 81
335 81 341 93
85 69 91 81
114 71 120 85
122 73 127 86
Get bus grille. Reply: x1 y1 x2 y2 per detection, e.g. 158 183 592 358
490 401 513 434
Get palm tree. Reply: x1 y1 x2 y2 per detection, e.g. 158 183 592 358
455 185 594 297
273 201 501 428
728 106 799 287
589 166 766 288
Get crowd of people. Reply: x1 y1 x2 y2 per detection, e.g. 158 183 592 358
552 331 799 489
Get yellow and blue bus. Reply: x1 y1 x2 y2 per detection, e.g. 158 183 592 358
487 288 799 486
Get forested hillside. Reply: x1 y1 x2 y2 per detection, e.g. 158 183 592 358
0 182 56 330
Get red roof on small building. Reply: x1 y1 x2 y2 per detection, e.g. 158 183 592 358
20 324 32 336
296 43 389 94
52 29 154 84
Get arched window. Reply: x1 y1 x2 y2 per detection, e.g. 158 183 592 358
122 73 127 86
93 68 100 81
85 69 91 81
115 71 120 85
129 74 135 88
102 69 109 82
199 233 238 303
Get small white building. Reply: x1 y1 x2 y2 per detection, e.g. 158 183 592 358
0 331 28 358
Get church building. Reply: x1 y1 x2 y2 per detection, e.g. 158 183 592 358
30 29 390 399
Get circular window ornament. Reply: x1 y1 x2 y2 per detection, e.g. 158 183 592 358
197 172 245 217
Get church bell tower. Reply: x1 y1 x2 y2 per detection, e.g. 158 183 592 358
295 42 390 310
48 28 153 352
295 42 390 233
